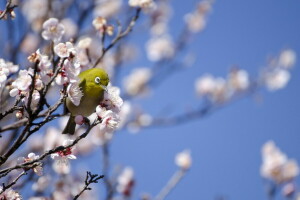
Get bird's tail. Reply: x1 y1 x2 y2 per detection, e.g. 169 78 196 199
62 115 76 135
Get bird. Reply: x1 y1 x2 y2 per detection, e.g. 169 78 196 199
62 68 109 135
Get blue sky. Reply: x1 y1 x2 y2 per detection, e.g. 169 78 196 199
1 0 300 199
105 0 300 199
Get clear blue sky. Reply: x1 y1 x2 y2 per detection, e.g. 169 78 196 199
104 0 300 199
1 0 300 199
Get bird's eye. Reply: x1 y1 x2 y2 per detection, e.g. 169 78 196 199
95 77 101 84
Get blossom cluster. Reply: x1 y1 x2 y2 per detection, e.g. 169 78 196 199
0 59 19 87
261 141 299 183
195 68 250 103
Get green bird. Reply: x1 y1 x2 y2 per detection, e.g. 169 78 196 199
62 68 109 135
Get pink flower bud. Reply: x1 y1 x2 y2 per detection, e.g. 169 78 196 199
75 115 84 125
16 111 23 119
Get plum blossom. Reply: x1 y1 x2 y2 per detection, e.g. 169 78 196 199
54 42 76 58
42 18 65 42
32 176 50 192
146 35 175 61
184 0 213 33
102 85 123 112
175 150 192 170
117 167 135 197
92 17 114 36
22 0 48 23
96 107 120 133
0 59 18 87
195 74 216 96
264 69 290 91
128 0 155 8
195 74 229 102
228 69 250 91
93 0 122 18
261 141 299 183
67 82 83 106
0 187 22 200
18 153 43 176
51 139 76 166
56 59 81 85
123 67 152 96
279 49 296 69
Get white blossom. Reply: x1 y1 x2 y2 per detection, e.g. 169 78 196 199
0 188 22 200
261 141 299 183
93 0 122 18
117 167 135 196
102 85 123 112
128 0 155 8
54 42 76 58
279 49 296 69
67 82 83 106
22 0 48 23
32 176 50 192
123 67 152 96
51 139 77 166
195 74 216 96
19 153 43 176
146 35 175 61
42 18 65 42
228 69 250 91
96 108 120 133
264 69 290 91
175 150 192 170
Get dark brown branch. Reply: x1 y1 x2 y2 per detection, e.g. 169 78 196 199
73 171 104 200
0 170 27 195
0 119 100 177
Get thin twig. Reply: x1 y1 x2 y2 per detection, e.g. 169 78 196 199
0 0 17 20
154 169 187 200
73 171 104 200
93 8 141 67
0 170 27 195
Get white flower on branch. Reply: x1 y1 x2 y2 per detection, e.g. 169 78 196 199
94 0 122 18
22 0 48 23
146 35 175 61
32 176 51 192
123 67 152 96
264 69 290 91
0 59 18 87
51 139 77 166
67 82 83 106
54 42 76 58
102 85 123 112
42 18 65 42
0 188 22 200
278 49 296 69
18 153 43 176
96 107 120 134
129 0 155 9
261 141 299 183
228 69 250 91
117 167 135 197
92 17 114 36
175 149 192 170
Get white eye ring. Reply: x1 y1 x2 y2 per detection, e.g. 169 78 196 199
95 77 101 84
